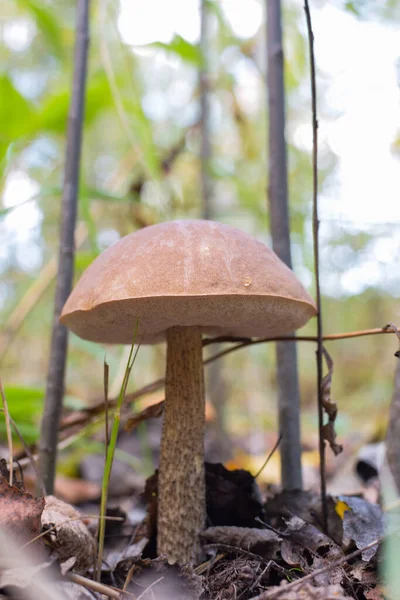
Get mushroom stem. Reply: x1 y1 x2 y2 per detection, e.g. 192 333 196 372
157 325 205 564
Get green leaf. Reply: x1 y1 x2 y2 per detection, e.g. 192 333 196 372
16 0 65 61
0 386 43 443
0 75 36 164
34 72 113 135
146 35 201 66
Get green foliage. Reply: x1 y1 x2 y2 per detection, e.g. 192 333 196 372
0 75 35 166
16 0 65 61
0 386 43 443
147 35 201 66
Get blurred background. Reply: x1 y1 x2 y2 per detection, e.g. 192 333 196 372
1 0 399 493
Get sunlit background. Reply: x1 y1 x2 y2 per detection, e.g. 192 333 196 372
1 0 399 488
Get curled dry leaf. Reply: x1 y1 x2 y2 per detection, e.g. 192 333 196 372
125 400 164 432
321 347 343 456
42 496 96 574
338 496 383 561
201 526 281 559
0 475 45 555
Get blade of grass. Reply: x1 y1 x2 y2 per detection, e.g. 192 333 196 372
104 357 109 453
96 324 140 580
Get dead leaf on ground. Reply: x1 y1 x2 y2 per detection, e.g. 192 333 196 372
280 516 344 586
202 526 281 559
337 495 383 560
0 475 45 553
42 496 96 574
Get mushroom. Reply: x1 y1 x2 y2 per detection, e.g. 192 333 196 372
61 219 317 564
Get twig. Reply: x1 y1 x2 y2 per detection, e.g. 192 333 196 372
0 380 13 486
203 326 399 346
247 535 382 599
254 434 282 479
67 572 127 599
239 562 271 599
47 324 400 438
38 0 91 495
136 577 164 599
304 0 327 532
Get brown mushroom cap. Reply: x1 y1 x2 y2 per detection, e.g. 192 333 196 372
61 220 317 343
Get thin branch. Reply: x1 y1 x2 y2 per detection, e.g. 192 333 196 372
304 0 327 531
254 434 282 479
45 324 400 439
38 0 91 494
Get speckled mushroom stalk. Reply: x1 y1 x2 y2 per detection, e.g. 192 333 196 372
157 326 205 564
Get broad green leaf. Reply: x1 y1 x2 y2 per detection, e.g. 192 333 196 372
146 35 201 66
16 0 65 61
33 73 113 135
0 75 36 164
0 386 43 443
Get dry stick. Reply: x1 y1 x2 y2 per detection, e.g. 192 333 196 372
247 536 382 600
304 0 327 532
267 0 303 491
38 0 91 495
0 380 13 486
54 324 400 436
67 572 129 599
254 434 282 480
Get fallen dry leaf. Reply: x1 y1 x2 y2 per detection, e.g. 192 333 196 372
202 525 281 559
338 495 383 560
0 475 45 552
42 496 96 574
280 516 344 586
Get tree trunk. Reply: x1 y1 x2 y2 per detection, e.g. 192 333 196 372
266 0 303 490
